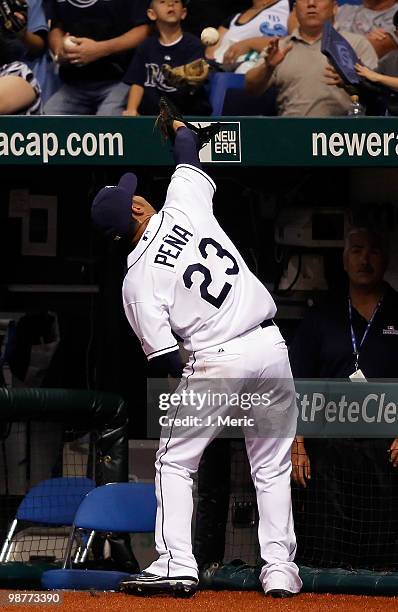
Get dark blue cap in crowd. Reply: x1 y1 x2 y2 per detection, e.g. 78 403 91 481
91 173 138 240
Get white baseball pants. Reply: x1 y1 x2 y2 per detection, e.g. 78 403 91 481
145 323 302 594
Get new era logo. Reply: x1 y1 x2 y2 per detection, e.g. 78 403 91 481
213 129 239 157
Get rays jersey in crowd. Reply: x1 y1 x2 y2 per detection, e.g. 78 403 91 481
124 33 203 94
122 165 276 359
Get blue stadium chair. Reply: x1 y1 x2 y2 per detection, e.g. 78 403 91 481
209 71 277 116
0 477 95 563
209 72 245 116
41 482 156 591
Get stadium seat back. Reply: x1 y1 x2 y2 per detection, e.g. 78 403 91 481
209 73 245 116
17 477 96 525
0 477 95 563
74 482 156 533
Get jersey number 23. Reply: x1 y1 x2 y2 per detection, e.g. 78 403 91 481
183 237 239 309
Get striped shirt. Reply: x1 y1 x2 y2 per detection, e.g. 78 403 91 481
0 61 42 115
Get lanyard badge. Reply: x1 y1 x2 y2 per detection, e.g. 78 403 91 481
348 295 383 374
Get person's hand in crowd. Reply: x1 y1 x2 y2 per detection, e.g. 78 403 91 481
367 27 388 42
122 109 140 116
55 45 70 65
355 62 380 83
223 40 252 65
291 438 311 487
389 438 398 467
13 11 26 30
55 34 81 65
265 38 292 70
324 62 344 87
64 37 106 66
366 28 396 58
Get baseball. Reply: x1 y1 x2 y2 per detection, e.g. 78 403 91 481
63 35 78 51
201 27 219 47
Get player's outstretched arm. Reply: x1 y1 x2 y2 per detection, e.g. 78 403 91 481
155 97 225 171
173 120 187 132
154 98 218 224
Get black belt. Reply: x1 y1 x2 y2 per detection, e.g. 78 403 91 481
260 319 274 329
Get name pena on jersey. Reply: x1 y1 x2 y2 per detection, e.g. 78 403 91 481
154 224 193 269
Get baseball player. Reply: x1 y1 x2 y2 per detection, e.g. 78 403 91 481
91 98 302 598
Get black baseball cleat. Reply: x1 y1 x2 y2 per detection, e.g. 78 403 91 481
119 571 198 598
267 588 296 598
156 96 225 149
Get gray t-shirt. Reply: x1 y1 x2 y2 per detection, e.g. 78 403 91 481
267 28 378 116
336 4 398 43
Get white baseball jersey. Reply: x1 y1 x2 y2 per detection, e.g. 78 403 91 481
122 164 276 359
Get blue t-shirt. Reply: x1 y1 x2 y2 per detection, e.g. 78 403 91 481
46 0 150 82
124 32 210 114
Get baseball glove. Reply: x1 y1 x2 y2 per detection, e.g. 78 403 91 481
161 58 210 89
0 0 28 34
155 96 223 149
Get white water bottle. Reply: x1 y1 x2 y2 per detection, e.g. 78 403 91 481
347 95 365 117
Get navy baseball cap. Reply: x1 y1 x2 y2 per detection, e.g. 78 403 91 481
91 173 138 240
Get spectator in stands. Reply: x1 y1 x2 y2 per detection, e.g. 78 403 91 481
2 0 46 64
335 0 398 58
205 0 290 73
354 9 398 89
289 225 398 569
356 7 398 114
0 39 41 114
0 0 56 101
289 0 398 59
375 9 398 72
245 0 378 116
43 0 151 115
123 0 211 116
324 8 398 115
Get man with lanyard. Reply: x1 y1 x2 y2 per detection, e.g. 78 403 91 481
289 225 398 569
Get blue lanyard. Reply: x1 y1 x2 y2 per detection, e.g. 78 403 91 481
348 296 383 371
